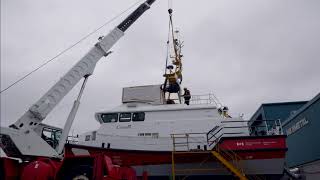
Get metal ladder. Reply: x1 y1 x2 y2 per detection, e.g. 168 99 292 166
211 145 248 180
207 125 263 180
171 131 249 180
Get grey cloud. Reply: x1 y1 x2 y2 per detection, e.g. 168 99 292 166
1 0 320 133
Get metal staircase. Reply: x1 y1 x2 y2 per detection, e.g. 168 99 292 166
211 150 247 180
207 125 248 180
171 129 248 180
170 119 282 179
206 122 268 180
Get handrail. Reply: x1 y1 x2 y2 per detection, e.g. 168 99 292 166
171 133 209 151
185 93 221 106
206 125 220 135
206 127 223 142
222 119 282 123
171 119 284 151
206 119 284 148
171 132 207 136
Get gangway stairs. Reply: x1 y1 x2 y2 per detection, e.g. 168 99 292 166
171 130 249 180
207 125 248 179
211 149 247 180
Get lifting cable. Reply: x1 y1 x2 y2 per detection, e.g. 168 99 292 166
168 9 179 60
164 20 171 74
163 0 173 91
164 0 173 74
164 0 177 73
0 0 144 94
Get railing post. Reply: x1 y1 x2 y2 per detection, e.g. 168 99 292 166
171 150 175 180
278 119 284 135
264 120 268 135
186 134 189 151
206 133 209 145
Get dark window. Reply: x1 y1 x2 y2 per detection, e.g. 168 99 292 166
85 135 91 141
132 112 145 121
41 127 62 149
152 133 159 138
101 113 118 123
92 131 96 141
119 113 131 122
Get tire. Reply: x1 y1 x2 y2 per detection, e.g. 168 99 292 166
62 165 93 180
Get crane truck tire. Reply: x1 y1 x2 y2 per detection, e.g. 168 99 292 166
72 175 90 180
62 164 93 180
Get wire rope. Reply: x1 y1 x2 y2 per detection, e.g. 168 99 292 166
164 20 171 74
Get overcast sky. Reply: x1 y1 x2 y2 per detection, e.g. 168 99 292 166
1 0 320 134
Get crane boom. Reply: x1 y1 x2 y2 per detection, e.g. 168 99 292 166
11 28 123 131
1 0 157 158
11 0 156 131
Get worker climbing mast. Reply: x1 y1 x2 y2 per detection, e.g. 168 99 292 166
162 8 185 104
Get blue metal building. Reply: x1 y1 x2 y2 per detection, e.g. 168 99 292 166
282 93 320 179
248 101 307 136
249 93 320 179
249 101 307 123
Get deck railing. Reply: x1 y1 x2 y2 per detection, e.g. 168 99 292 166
206 119 284 148
171 133 208 152
184 93 222 107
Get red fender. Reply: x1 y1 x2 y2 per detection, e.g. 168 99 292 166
21 158 60 180
104 155 122 179
120 167 137 180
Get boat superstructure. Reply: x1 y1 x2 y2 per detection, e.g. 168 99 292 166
78 87 248 151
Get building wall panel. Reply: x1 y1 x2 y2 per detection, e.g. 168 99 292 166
283 98 320 167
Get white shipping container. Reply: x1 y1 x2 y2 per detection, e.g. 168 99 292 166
122 85 164 104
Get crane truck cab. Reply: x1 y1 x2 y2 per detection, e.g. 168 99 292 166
35 124 62 150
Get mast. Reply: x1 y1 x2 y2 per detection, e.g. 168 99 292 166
162 9 184 104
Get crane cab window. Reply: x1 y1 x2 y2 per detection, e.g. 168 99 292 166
41 127 62 149
132 112 145 121
101 113 118 123
119 113 131 122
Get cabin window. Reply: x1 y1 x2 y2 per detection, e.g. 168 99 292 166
85 135 91 141
138 133 144 136
132 112 145 121
101 113 118 123
119 113 131 122
152 133 159 138
92 131 96 141
145 133 151 136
